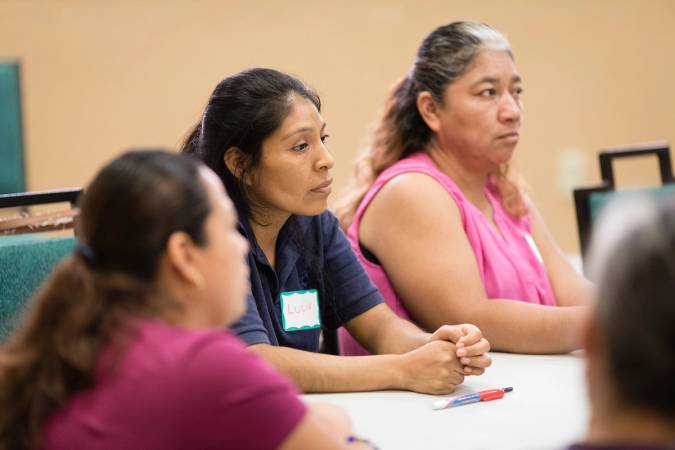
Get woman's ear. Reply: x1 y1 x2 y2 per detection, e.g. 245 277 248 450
224 147 250 184
165 231 206 290
416 91 442 133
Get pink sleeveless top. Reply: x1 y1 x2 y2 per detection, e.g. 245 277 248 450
339 152 556 356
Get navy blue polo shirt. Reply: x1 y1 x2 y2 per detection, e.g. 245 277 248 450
231 210 382 352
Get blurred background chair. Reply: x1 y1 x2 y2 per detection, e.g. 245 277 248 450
0 61 25 195
0 189 81 340
573 143 674 271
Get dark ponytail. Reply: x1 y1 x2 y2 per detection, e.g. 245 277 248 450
0 150 211 449
334 76 428 230
181 121 203 158
0 255 154 450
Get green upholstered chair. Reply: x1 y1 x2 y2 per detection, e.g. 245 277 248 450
0 235 76 339
573 144 674 270
0 61 26 195
0 189 81 340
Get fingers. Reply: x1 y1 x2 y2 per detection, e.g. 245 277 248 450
463 366 485 376
430 324 487 353
443 364 465 383
460 354 492 369
418 382 459 395
429 372 464 395
428 326 491 379
457 336 491 377
456 337 490 358
408 341 466 394
409 365 464 395
429 325 464 344
455 324 483 348
426 340 465 372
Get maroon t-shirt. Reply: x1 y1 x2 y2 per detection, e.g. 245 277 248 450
42 319 306 450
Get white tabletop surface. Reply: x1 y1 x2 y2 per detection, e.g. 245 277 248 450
304 352 589 450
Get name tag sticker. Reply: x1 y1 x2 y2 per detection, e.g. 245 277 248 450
524 233 544 264
280 289 321 332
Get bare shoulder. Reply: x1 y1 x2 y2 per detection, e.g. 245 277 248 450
367 171 460 220
360 172 462 246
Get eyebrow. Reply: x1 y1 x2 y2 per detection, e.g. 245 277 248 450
281 122 327 141
471 75 522 88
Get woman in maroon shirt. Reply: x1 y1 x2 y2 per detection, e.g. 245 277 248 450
0 150 373 450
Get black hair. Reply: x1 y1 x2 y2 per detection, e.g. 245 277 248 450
180 69 339 350
181 67 320 221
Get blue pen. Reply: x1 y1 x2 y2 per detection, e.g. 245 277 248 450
432 386 513 410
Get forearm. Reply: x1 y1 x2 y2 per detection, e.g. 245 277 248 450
249 343 403 393
545 248 596 307
369 315 429 354
530 203 595 308
425 300 588 354
343 303 430 355
555 275 596 307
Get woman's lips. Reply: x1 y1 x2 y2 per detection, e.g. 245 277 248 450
311 178 333 194
497 131 519 140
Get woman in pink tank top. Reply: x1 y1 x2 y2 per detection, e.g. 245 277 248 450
336 22 593 355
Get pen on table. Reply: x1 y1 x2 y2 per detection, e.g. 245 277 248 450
432 386 513 410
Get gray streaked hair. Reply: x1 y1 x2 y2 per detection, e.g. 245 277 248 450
412 21 512 103
335 21 520 230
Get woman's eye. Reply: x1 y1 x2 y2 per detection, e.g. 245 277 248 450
320 134 330 144
479 88 497 97
512 86 524 97
292 142 309 152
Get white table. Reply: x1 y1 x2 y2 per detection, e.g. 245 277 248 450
304 352 589 450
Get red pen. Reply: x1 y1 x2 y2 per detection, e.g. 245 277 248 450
432 386 513 410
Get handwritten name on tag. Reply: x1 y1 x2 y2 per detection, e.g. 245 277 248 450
280 289 321 331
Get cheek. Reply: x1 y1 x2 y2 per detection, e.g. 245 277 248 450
254 166 306 206
218 252 240 286
219 241 249 293
440 114 472 145
466 108 491 131
272 176 305 200
203 257 240 323
441 108 472 133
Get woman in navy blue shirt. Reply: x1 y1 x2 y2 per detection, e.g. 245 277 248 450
182 68 491 394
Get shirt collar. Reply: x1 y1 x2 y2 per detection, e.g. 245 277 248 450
237 214 269 267
237 214 307 269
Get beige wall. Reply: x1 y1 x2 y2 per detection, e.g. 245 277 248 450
1 0 674 252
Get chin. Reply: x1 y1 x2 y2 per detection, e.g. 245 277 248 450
504 141 518 155
296 202 328 217
491 148 516 166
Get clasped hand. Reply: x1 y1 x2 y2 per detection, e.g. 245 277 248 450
401 324 491 395
429 323 491 375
